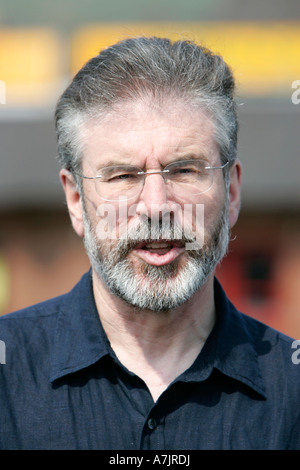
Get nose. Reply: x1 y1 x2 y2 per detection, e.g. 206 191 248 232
135 171 170 220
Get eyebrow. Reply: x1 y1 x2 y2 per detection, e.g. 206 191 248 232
167 153 209 163
95 160 132 172
95 153 211 172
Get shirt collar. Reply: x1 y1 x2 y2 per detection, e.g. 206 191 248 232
182 279 267 398
50 271 266 398
50 270 110 382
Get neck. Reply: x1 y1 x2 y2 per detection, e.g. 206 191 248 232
92 269 216 401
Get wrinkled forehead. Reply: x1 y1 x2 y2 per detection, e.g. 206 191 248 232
80 99 215 146
78 97 219 168
83 95 215 130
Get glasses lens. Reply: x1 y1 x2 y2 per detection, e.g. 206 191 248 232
95 166 143 201
165 160 213 196
93 160 215 201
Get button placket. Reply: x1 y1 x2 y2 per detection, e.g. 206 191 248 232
147 417 157 430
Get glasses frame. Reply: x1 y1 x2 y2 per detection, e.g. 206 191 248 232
71 159 230 201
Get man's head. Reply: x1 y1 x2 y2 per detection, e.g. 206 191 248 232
56 36 241 311
56 36 238 178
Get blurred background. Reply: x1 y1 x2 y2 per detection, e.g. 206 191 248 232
0 0 299 337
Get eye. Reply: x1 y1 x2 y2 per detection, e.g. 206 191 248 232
169 164 204 176
112 173 135 180
101 167 140 184
108 173 138 184
165 160 210 183
174 167 197 174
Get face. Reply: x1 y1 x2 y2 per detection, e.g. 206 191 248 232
64 98 241 311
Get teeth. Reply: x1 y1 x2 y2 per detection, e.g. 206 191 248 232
145 242 171 249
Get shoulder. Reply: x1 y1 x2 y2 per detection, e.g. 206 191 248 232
236 310 300 388
0 293 67 323
239 310 297 355
0 271 92 366
0 293 66 350
216 279 298 369
0 292 74 392
0 270 91 333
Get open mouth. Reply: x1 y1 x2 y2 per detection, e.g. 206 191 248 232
137 240 184 253
133 240 185 266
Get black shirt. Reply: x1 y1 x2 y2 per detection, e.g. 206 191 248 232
0 271 299 450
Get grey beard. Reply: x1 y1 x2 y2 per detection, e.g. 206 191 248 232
82 207 229 312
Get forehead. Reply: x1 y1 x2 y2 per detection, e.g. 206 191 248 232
80 98 218 168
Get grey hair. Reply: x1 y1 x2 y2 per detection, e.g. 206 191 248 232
55 36 238 180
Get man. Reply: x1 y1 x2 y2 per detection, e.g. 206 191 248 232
0 37 299 450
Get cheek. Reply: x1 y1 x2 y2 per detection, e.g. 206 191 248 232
202 192 227 234
85 198 123 241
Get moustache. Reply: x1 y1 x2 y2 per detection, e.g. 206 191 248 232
115 218 200 258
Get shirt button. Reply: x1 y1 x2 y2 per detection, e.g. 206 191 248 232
147 418 157 430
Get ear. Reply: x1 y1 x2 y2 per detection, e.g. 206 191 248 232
60 169 84 238
228 160 242 229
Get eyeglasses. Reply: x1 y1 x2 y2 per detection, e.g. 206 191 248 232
72 159 229 201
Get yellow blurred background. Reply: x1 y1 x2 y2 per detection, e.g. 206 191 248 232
0 21 299 104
